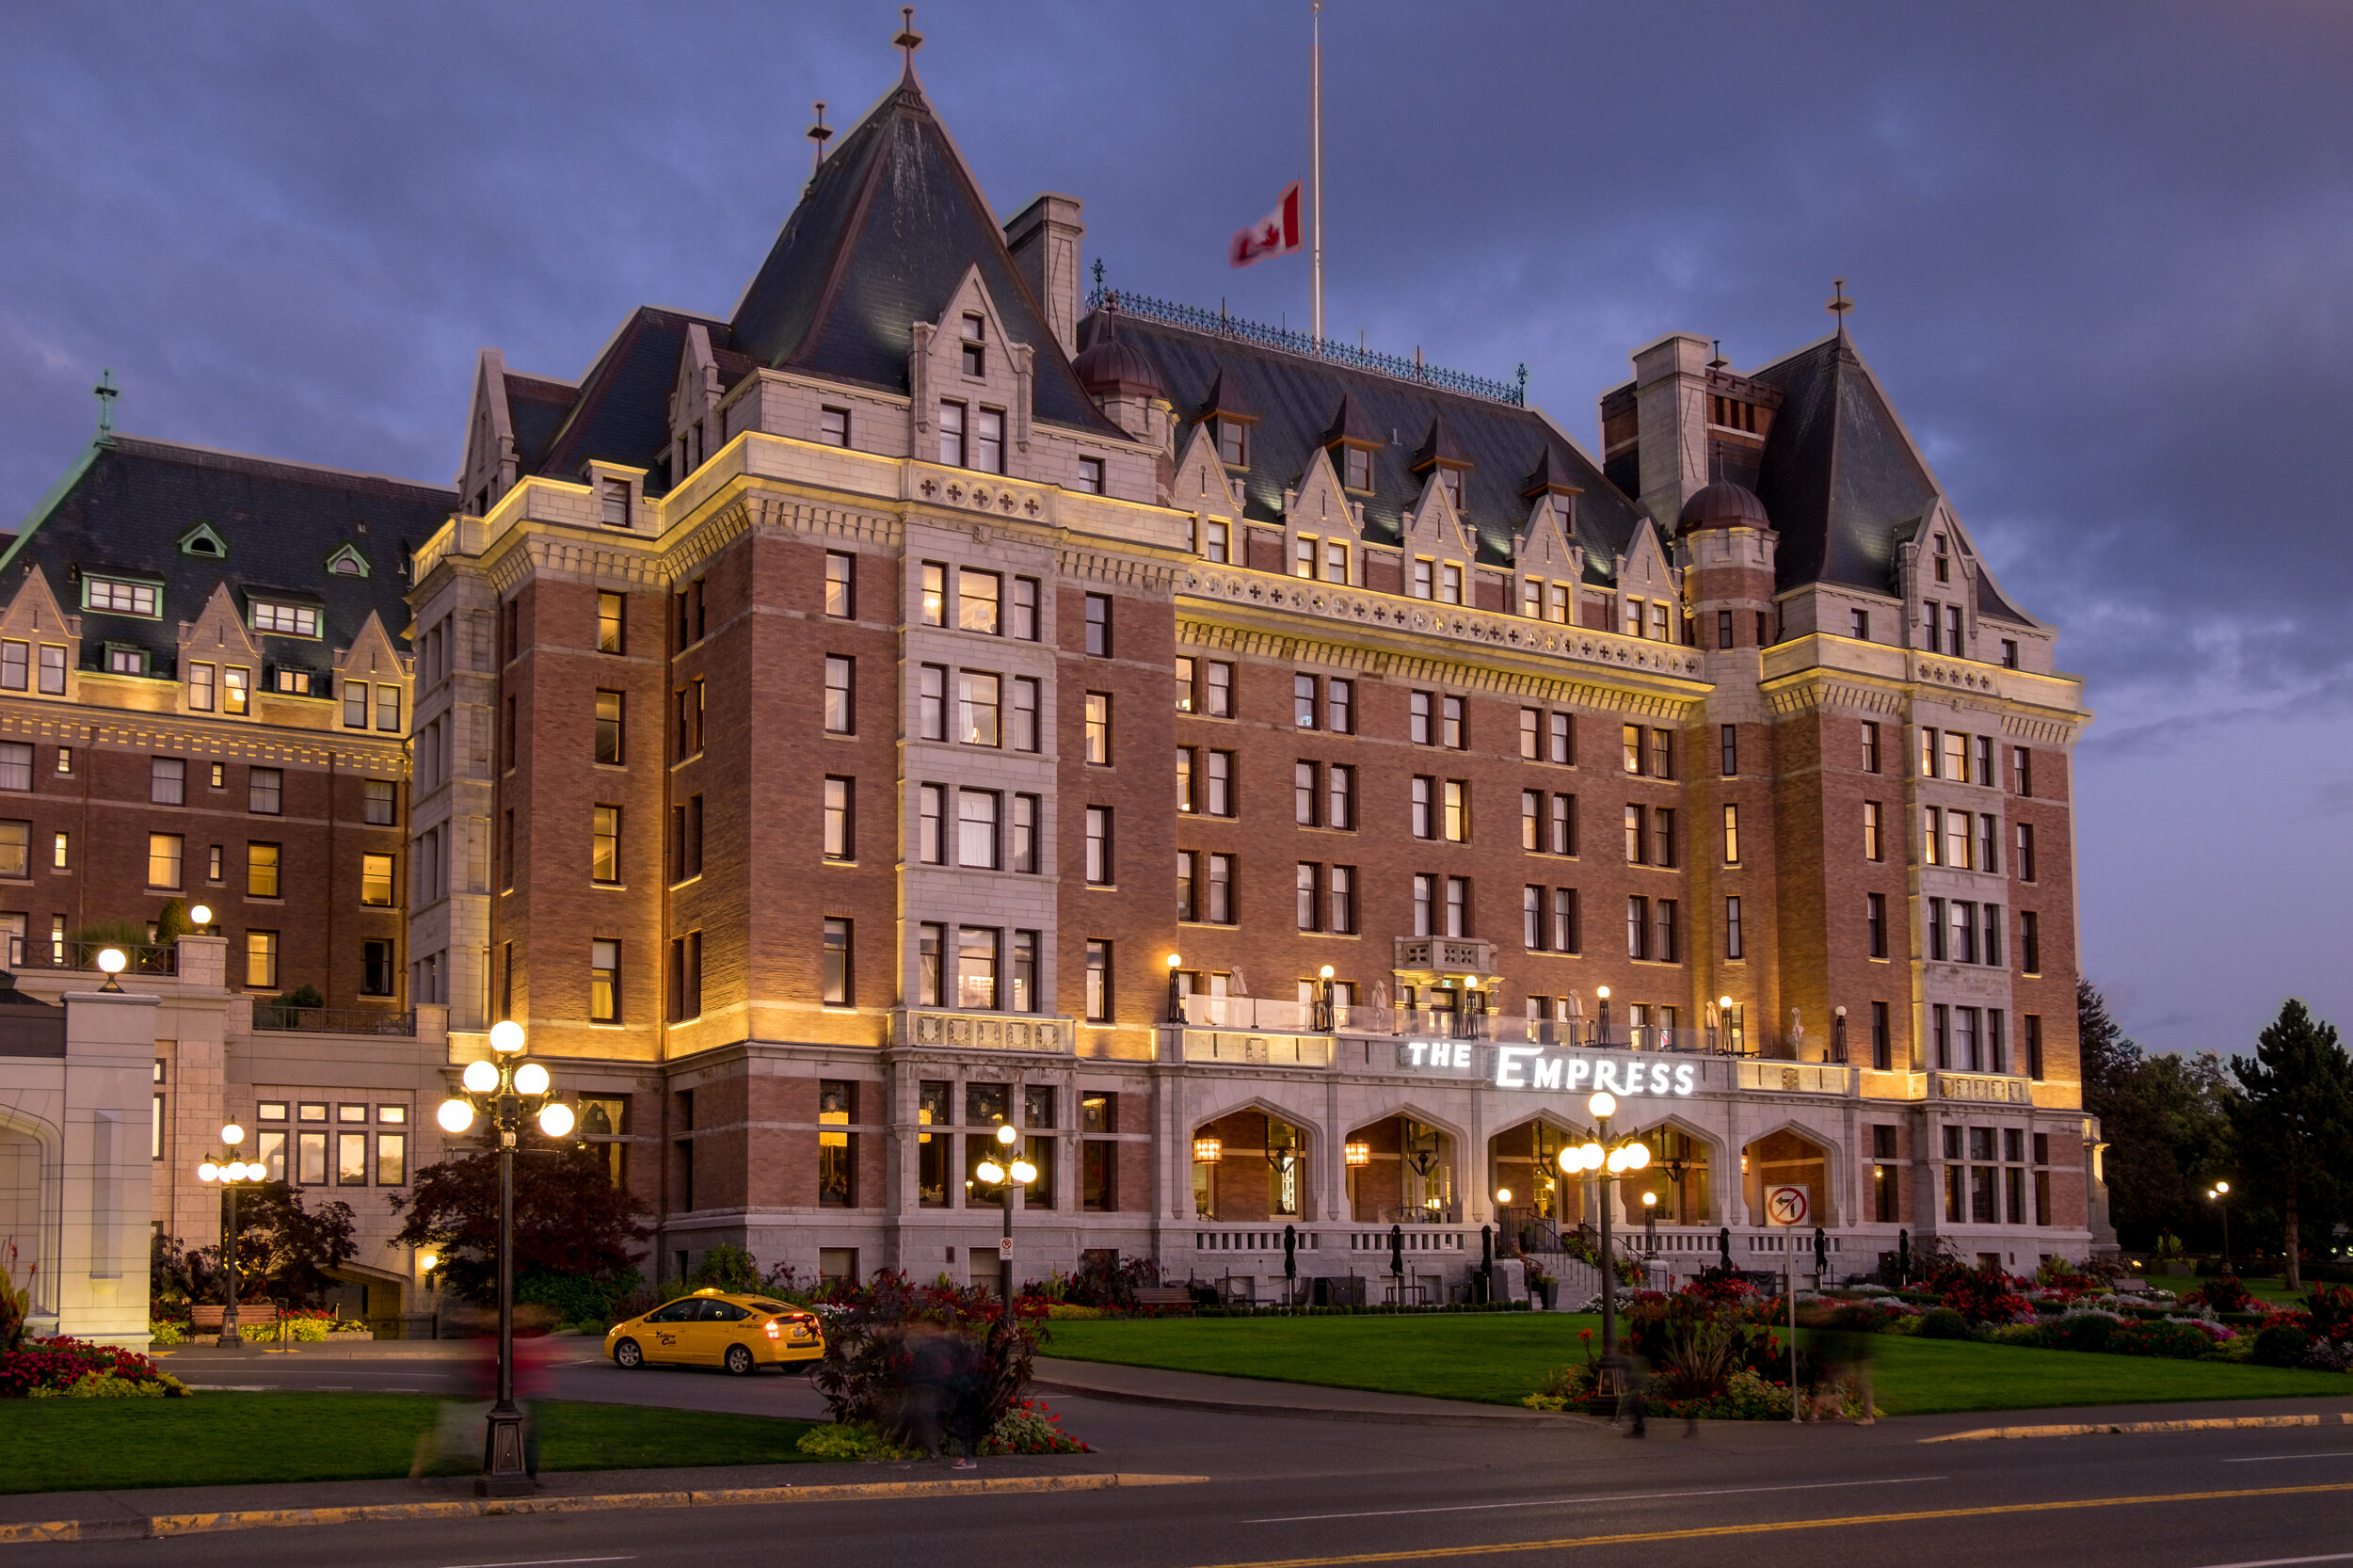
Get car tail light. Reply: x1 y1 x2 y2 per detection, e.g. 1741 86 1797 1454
764 1320 781 1339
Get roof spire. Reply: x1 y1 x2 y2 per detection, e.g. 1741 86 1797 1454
1708 338 1728 370
893 7 923 77
92 368 119 440
807 102 831 174
1827 278 1853 342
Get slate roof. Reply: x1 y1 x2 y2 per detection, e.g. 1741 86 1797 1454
1 436 453 675
726 67 1123 439
527 307 717 486
1088 309 1644 571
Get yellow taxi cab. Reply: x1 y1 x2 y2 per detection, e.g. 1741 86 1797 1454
606 1288 825 1375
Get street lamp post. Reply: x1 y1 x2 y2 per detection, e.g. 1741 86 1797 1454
1593 985 1611 1047
1164 953 1184 1025
973 1123 1036 1304
196 1124 266 1346
437 1020 575 1497
2208 1181 2233 1274
1556 1089 1651 1388
1313 964 1335 1032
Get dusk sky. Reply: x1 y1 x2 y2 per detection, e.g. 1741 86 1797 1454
4 2 2346 1060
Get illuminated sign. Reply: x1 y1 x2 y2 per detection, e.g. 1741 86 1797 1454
1490 1048 1697 1097
1397 1040 1478 1073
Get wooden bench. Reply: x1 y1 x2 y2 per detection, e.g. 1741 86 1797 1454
1130 1287 1197 1314
189 1304 281 1336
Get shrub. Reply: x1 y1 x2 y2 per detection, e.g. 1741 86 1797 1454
147 1320 184 1346
518 1269 637 1329
983 1399 1092 1454
794 1423 917 1462
2252 1325 2313 1368
29 1371 187 1399
2186 1275 2254 1315
1045 1304 1103 1320
2046 1313 2120 1353
2107 1320 2216 1360
1 1336 190 1398
691 1245 763 1295
809 1271 1042 1448
2300 1337 2353 1372
1916 1308 1974 1340
2305 1284 2353 1340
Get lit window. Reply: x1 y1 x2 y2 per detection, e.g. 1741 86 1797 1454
959 569 1000 634
1083 693 1112 764
273 668 313 695
592 806 620 884
249 601 319 637
85 578 159 616
248 841 280 898
598 591 625 652
361 853 394 906
222 666 248 714
590 939 620 1022
245 930 279 989
824 657 853 733
594 690 624 762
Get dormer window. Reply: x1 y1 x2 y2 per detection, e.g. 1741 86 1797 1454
1076 456 1105 495
1933 533 1950 583
1217 418 1249 467
249 601 319 638
273 668 315 696
1342 446 1372 491
105 645 146 676
84 576 159 617
1438 470 1463 511
820 406 850 447
600 477 632 529
960 315 985 377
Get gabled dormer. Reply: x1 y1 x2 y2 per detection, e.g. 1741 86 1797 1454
458 348 520 518
1198 368 1259 472
1409 412 1474 516
177 583 263 719
1612 518 1686 642
667 322 726 482
176 520 232 561
1320 392 1382 495
1172 421 1244 564
912 264 1037 478
1400 463 1479 606
0 568 78 700
1513 492 1584 621
333 611 411 737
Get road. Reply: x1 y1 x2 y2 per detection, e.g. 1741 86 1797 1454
35 1344 2353 1568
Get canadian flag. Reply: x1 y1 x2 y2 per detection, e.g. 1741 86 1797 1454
1229 181 1305 268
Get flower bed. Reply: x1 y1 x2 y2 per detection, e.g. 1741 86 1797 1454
2 1336 191 1399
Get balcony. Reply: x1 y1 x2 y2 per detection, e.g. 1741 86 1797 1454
7 937 177 977
252 1005 416 1037
1391 936 1497 979
1735 1060 1856 1096
1933 1070 2033 1105
894 1008 1075 1054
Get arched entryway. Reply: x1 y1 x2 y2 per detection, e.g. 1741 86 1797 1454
1343 1113 1456 1224
1742 1127 1833 1226
1624 1125 1714 1224
1487 1116 1587 1240
1190 1109 1314 1222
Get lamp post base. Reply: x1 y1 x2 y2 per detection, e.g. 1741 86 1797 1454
215 1328 241 1348
476 1406 535 1496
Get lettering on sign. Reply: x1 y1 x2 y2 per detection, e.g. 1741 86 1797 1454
998 1238 1015 1256
1490 1047 1698 1096
1397 1040 1478 1073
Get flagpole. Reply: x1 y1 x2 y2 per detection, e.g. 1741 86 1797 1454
1310 0 1324 344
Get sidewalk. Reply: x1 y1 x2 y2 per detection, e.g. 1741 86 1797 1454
0 1459 1201 1544
1032 1356 1587 1427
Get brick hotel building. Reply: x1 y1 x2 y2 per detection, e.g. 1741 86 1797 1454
0 34 2097 1336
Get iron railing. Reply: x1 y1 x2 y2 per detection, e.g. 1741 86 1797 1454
251 1006 417 1037
7 937 178 975
1088 287 1529 406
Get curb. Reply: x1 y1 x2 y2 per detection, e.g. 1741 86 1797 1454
0 1471 1207 1544
1031 1377 1583 1429
1925 1412 2353 1443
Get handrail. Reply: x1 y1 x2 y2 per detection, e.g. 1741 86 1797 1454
1089 286 1529 406
8 936 178 976
251 1005 418 1037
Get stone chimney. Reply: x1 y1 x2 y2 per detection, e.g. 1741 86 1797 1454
1004 193 1084 360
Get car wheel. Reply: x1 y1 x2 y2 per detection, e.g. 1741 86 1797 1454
725 1343 755 1377
614 1337 644 1369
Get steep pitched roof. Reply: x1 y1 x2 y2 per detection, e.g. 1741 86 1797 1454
530 307 716 483
503 373 578 474
1 436 451 673
1095 310 1643 568
1749 336 1939 595
728 67 1120 437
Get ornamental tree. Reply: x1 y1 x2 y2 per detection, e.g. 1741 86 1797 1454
391 1143 649 1303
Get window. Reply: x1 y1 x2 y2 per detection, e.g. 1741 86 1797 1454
1176 748 1196 813
246 929 278 989
974 408 1004 472
0 744 25 793
824 657 854 734
1983 905 2003 968
1325 764 1353 829
1623 598 1643 637
1851 608 1872 641
1343 446 1372 490
1650 728 1673 779
1864 801 1883 861
1649 808 1675 867
1928 898 1948 961
590 938 620 1022
361 939 396 998
1329 866 1355 933
593 590 627 653
1922 600 1941 654
821 777 853 861
1083 594 1112 657
1084 807 1113 885
918 784 946 864
956 926 998 1009
1413 777 1435 840
1521 790 1540 851
106 646 146 675
86 577 158 616
1721 804 1740 865
1442 696 1465 749
1947 603 1963 654
1411 692 1434 745
1622 724 1642 775
960 313 985 375
1520 709 1540 760
0 822 24 879
1009 793 1038 873
2025 1014 2044 1080
1077 456 1106 494
51 830 68 870
819 405 850 447
273 666 318 696
184 660 217 712
1523 885 1544 949
1295 762 1320 826
1322 538 1349 583
1083 693 1112 764
822 919 852 1005
247 766 282 815
1412 873 1435 936
1206 751 1233 816
1919 727 1939 778
1200 519 1229 564
959 568 1000 634
1623 804 1643 863
1445 875 1470 937
361 853 394 906
250 600 319 637
1978 813 1999 873
937 400 967 466
2020 910 2041 975
1295 675 1320 729
2001 638 2019 669
1656 899 1679 963
363 778 395 827
1725 895 1744 959
1294 536 1316 580
151 756 184 805
1871 1001 1893 1071
1296 863 1321 931
1626 895 1649 960
1719 724 1738 777
1717 609 1735 649
1552 888 1579 952
958 790 1000 869
1438 779 1468 842
1945 808 1970 871
1012 578 1039 641
148 833 183 889
1944 731 1968 783
1861 721 1881 774
2012 747 2034 797
1085 940 1112 1022
594 690 624 763
1866 892 1887 959
1439 563 1464 605
1549 712 1573 766
816 1080 856 1207
1176 850 1198 921
1205 661 1233 718
1974 735 1995 787
589 806 621 884
1207 854 1235 923
958 671 1000 746
39 646 65 696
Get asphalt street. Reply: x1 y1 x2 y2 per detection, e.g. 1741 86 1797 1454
33 1344 2353 1568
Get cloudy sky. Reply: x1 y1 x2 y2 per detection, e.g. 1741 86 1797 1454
4 1 2346 1058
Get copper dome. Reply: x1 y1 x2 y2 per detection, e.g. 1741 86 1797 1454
1676 479 1770 534
1073 335 1165 400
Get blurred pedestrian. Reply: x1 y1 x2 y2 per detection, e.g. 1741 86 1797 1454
940 1329 989 1469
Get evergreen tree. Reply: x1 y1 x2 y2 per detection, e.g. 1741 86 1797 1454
2230 1000 2353 1288
2079 979 2237 1250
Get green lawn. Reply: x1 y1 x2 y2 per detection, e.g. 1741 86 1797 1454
1042 1315 2353 1416
0 1395 821 1495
